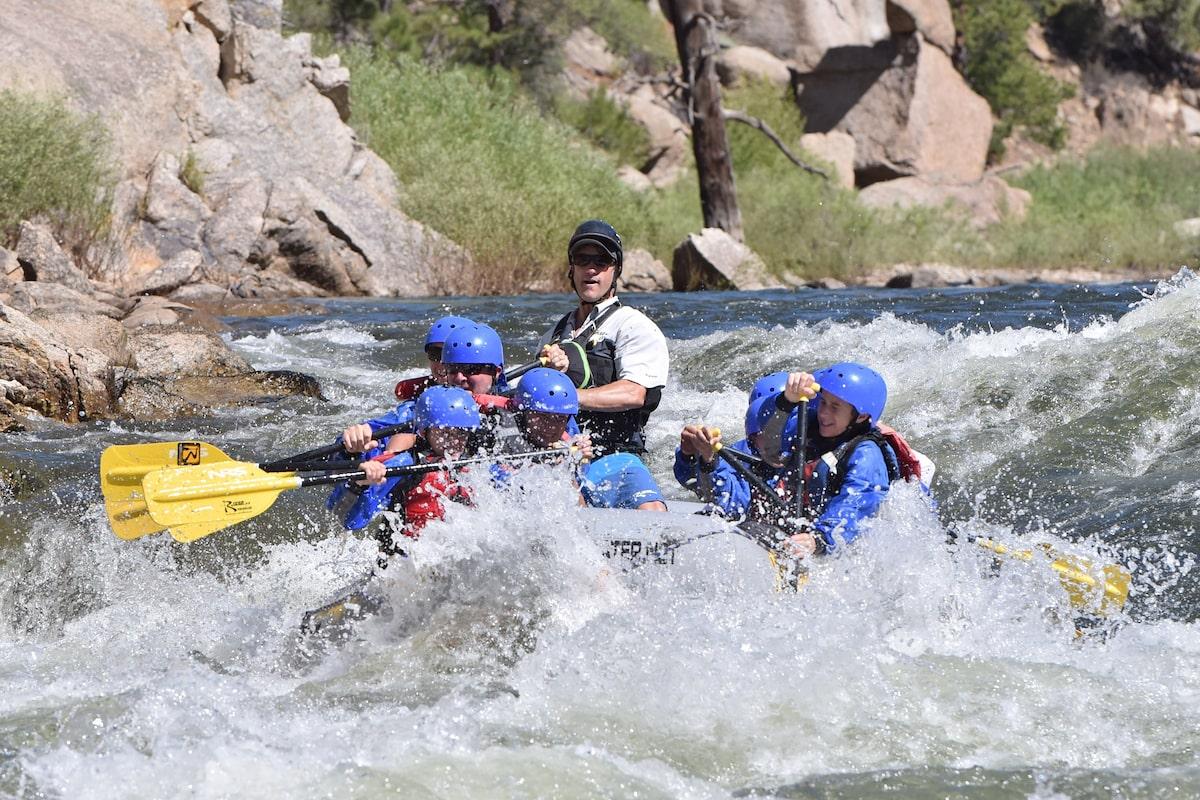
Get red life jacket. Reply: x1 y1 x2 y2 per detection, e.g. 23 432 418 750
874 423 923 482
395 375 434 401
400 463 472 538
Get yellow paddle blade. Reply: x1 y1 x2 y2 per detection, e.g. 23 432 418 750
975 537 1131 614
143 461 302 529
100 442 234 540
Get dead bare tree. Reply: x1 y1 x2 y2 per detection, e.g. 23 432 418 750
666 0 744 241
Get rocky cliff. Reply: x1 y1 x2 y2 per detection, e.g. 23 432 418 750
0 0 470 301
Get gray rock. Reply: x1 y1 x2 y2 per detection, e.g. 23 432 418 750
122 296 230 334
0 248 20 282
16 222 94 295
117 368 322 420
0 0 189 181
30 311 133 367
617 165 654 192
139 249 202 296
127 327 250 378
799 131 857 189
858 174 1031 228
169 282 233 303
6 282 123 319
194 0 233 41
1173 218 1200 238
305 54 351 121
672 228 781 291
1180 105 1200 137
228 0 282 31
618 249 672 292
716 45 793 87
561 26 620 99
0 302 115 424
143 153 210 260
794 34 992 185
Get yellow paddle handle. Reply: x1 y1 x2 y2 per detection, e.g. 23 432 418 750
147 471 303 503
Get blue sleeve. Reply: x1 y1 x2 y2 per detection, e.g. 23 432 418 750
567 415 580 436
673 446 699 490
673 441 755 518
813 442 891 551
366 401 415 436
326 450 416 530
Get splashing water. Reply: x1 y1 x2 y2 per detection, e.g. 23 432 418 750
3 276 1200 797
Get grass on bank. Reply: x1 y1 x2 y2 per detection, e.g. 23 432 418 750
0 90 113 259
344 49 698 291
983 146 1200 270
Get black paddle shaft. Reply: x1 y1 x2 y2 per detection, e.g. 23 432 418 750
260 422 415 472
794 398 810 518
294 447 567 488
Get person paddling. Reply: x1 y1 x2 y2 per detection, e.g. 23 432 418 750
354 386 482 559
539 219 668 512
758 363 929 558
674 371 790 519
339 315 476 459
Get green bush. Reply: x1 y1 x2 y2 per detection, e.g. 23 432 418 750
1126 0 1200 51
0 90 113 256
344 49 697 291
553 89 651 169
952 0 1072 158
982 146 1200 269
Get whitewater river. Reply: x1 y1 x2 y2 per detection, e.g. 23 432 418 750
3 273 1200 798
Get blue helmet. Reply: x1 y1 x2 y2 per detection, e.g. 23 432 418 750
414 386 481 430
512 368 579 415
744 394 777 437
441 323 505 370
813 362 887 424
424 316 474 353
749 371 788 403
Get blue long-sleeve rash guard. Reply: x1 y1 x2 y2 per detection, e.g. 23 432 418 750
805 437 894 551
673 437 787 520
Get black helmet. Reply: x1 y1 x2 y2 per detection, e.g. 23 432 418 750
568 219 623 268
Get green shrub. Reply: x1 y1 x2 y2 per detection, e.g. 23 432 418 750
1126 0 1200 51
952 0 1072 158
982 146 1200 269
344 49 697 291
0 90 113 256
553 89 651 169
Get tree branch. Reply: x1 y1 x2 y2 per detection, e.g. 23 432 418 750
722 109 829 180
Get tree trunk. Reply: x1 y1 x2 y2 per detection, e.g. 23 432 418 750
667 0 744 241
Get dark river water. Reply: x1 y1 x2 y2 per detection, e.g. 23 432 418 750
2 272 1199 798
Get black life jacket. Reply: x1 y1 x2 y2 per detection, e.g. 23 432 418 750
551 300 661 455
815 429 905 503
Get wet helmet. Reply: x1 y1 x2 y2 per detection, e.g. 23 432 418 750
744 393 776 437
568 219 623 267
568 219 623 295
748 371 788 403
441 323 505 370
812 362 887 424
424 316 475 355
512 367 579 415
414 386 481 430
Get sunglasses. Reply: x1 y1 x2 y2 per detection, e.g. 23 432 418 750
448 363 495 376
571 253 616 268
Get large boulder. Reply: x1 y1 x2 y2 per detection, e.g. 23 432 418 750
0 0 471 298
799 131 857 189
858 174 1032 228
15 223 94 296
672 228 781 291
701 0 954 68
792 33 992 185
618 249 673 293
0 303 115 427
1 282 124 320
716 45 792 87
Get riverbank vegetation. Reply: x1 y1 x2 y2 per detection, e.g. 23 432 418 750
0 90 113 260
